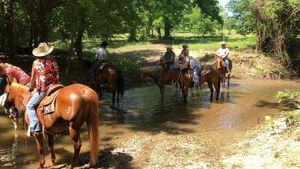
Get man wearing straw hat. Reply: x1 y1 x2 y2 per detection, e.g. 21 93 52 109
217 41 231 74
27 42 59 136
159 45 175 71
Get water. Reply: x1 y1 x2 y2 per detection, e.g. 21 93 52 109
0 79 299 168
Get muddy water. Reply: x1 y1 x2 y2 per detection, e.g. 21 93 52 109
0 79 299 168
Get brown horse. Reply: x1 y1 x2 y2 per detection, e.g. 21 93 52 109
96 64 124 105
214 56 232 87
137 66 193 103
200 65 221 101
0 76 99 168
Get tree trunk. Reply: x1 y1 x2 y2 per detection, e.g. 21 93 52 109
156 27 161 39
37 0 48 43
128 28 137 41
74 18 85 59
163 17 171 39
2 0 16 58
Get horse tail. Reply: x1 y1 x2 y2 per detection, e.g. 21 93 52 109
117 69 124 97
87 95 99 166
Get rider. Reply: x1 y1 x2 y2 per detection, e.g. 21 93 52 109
178 44 201 87
27 42 59 135
90 41 109 82
178 44 189 63
159 45 175 71
217 41 230 74
0 63 30 85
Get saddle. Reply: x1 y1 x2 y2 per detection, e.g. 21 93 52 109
37 84 64 115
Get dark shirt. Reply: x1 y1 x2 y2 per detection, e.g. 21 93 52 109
162 51 175 65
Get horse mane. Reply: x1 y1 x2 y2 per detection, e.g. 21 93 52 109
9 82 29 111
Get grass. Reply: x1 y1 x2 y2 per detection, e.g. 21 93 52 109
52 32 256 61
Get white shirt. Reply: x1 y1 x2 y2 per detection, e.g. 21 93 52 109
95 47 108 61
217 48 229 58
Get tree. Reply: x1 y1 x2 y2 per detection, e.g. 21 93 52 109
179 7 220 37
252 0 300 64
1 0 16 58
226 0 256 35
194 0 223 24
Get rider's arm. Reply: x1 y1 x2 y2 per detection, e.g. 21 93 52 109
224 48 229 58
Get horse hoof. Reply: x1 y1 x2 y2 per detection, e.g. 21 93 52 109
66 164 74 169
51 159 56 165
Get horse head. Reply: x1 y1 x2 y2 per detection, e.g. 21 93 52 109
0 75 27 121
215 56 223 69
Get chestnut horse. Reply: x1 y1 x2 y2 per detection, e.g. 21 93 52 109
0 77 99 168
96 64 124 105
214 56 232 87
137 66 193 103
200 65 221 101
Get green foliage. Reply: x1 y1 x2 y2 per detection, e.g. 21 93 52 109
275 91 300 104
178 7 220 36
226 0 256 35
194 0 223 24
283 111 300 124
107 55 137 72
265 116 276 129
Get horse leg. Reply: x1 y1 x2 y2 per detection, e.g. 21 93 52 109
112 90 116 106
48 134 56 165
207 81 214 102
159 84 164 103
117 91 120 105
215 76 221 101
182 85 189 103
69 127 82 168
34 133 45 168
227 73 230 88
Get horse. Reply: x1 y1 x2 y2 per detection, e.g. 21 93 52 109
0 76 99 168
137 66 193 103
200 65 221 101
0 63 30 123
96 64 124 105
214 56 232 87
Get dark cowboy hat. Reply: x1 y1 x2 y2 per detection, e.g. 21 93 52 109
100 41 108 47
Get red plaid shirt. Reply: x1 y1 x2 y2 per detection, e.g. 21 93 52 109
30 58 59 92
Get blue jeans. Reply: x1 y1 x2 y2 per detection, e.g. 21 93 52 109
26 91 45 132
193 65 201 87
224 58 230 72
165 64 174 71
90 60 105 82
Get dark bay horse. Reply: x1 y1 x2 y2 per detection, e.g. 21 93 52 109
96 64 124 105
214 56 232 87
200 65 221 101
137 66 193 103
0 77 99 168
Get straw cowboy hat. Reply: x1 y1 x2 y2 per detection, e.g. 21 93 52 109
32 42 54 57
221 41 226 45
165 45 173 49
